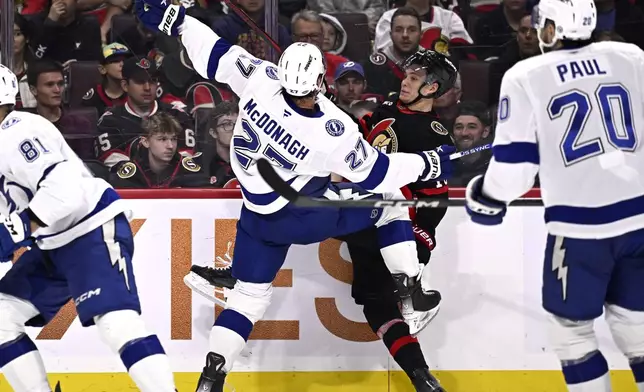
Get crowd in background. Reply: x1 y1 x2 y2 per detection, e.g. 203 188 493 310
6 0 643 189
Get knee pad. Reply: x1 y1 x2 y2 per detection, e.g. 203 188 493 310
605 304 644 359
94 310 150 353
226 281 273 324
0 294 39 345
547 312 598 361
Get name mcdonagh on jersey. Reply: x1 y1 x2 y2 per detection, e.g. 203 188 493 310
244 98 310 160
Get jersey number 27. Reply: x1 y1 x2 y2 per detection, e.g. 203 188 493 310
548 84 637 166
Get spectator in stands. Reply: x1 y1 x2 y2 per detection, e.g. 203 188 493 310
334 61 367 111
290 10 348 86
206 102 237 188
30 0 103 64
96 57 195 168
490 14 539 98
24 60 97 159
365 7 422 99
25 60 65 124
307 0 386 36
434 71 461 122
81 43 131 115
14 13 37 109
319 14 347 55
449 100 492 186
76 0 132 44
473 0 529 60
110 112 212 188
594 0 644 50
375 0 472 60
211 0 291 60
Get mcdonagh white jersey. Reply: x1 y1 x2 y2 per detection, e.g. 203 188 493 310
483 42 644 239
0 111 128 249
179 16 427 215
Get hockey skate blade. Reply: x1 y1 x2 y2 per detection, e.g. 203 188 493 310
409 305 441 337
184 272 229 308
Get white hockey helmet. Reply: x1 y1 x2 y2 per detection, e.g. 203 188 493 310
277 42 326 97
532 0 596 51
0 64 18 106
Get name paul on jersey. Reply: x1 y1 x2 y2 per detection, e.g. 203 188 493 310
555 57 609 84
242 98 310 160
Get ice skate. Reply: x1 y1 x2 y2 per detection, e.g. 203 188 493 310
195 352 228 392
184 265 236 307
410 368 446 391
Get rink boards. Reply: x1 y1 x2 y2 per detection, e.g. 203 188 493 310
0 189 638 392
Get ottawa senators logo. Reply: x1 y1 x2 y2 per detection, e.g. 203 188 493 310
181 157 201 172
366 118 398 154
117 162 137 179
82 88 94 100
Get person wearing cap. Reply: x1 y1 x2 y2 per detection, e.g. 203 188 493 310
333 61 367 111
81 43 131 115
95 56 196 169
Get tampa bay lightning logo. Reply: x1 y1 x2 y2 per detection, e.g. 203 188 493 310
325 119 345 137
265 66 279 80
1 117 20 129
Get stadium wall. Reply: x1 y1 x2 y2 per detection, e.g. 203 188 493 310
0 189 637 392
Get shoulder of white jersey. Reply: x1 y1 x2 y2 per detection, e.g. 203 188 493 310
0 111 57 134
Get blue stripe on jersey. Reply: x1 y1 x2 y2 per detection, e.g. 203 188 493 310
206 40 233 79
545 193 644 225
241 176 331 206
35 188 121 240
355 152 389 191
493 142 539 164
37 160 66 189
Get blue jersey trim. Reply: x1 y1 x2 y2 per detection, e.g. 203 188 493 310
241 176 330 206
545 193 644 225
355 152 390 191
493 142 539 164
283 94 325 118
35 188 121 240
207 39 233 79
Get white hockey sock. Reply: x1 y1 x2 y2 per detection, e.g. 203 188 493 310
0 335 50 392
210 325 247 373
128 354 176 392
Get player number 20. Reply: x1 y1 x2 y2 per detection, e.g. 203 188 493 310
548 83 637 166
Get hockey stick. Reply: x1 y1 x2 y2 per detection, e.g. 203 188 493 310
220 0 334 92
257 144 544 208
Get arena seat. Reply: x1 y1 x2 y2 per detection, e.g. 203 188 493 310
66 61 101 108
329 13 371 64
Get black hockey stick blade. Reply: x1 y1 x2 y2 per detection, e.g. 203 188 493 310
256 158 544 208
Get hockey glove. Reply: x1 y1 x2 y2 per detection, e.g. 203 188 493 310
416 144 455 182
135 0 185 37
0 210 32 261
465 174 507 225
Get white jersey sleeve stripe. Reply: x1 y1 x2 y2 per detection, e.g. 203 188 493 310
354 152 389 190
493 142 540 164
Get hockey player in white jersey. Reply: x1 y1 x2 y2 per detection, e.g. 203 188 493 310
465 0 644 391
0 66 177 391
136 1 454 391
